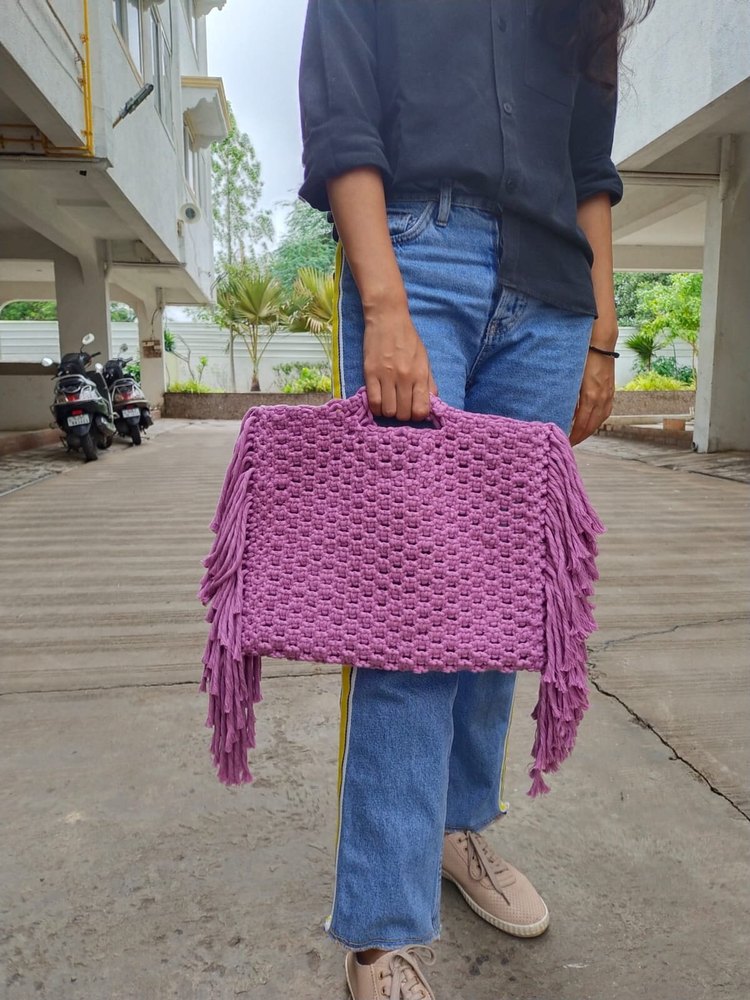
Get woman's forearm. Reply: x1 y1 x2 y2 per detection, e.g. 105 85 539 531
326 167 408 318
325 167 435 421
569 192 618 445
577 192 618 350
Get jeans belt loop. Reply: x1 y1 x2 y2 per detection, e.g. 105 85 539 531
436 180 452 227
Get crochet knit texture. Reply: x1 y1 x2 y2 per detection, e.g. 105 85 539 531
200 388 604 795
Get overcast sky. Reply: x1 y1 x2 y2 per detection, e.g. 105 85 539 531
207 0 308 235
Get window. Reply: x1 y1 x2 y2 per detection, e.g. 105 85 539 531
183 124 204 206
112 0 143 73
182 0 199 51
150 9 173 131
183 124 196 192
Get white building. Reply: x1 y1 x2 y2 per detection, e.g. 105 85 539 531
0 0 229 431
613 0 750 451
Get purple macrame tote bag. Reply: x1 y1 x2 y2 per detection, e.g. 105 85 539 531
200 388 604 795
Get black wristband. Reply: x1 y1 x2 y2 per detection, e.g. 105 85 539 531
589 345 620 358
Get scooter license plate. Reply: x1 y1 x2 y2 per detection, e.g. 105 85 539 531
67 414 89 427
121 407 140 419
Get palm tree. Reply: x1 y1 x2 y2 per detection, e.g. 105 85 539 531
287 266 335 366
624 328 669 372
214 270 244 392
230 268 286 391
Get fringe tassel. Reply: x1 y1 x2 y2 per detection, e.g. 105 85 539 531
198 411 262 786
529 428 605 797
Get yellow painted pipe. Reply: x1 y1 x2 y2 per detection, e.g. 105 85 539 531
79 0 94 155
1 1 94 157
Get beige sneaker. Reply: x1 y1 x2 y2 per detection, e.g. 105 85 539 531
442 830 549 938
345 946 436 1000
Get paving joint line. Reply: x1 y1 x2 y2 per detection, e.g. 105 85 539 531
589 675 750 822
590 614 748 653
591 447 750 486
0 669 342 698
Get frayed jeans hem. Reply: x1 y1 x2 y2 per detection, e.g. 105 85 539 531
326 925 441 953
444 807 507 835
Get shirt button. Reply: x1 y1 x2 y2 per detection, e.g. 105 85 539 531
502 101 514 115
496 15 507 30
505 177 517 192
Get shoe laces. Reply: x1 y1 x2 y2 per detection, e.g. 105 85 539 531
461 831 516 901
382 946 436 1000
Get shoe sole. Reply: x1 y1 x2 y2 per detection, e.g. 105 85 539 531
441 871 550 938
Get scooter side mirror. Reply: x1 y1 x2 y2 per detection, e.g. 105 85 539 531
120 343 129 352
81 333 95 346
41 357 55 367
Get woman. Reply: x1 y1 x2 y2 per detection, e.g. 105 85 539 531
298 2 653 997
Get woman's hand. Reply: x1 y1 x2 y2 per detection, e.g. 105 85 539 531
327 168 437 422
573 193 619 446
363 300 437 422
569 346 615 446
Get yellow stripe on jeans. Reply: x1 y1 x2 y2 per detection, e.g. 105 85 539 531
325 242 351 932
498 682 517 814
331 238 349 823
331 242 344 399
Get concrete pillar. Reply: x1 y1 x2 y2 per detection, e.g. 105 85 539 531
135 292 167 409
694 135 750 452
54 251 112 359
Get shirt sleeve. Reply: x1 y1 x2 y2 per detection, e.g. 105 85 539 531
568 78 624 206
298 0 391 211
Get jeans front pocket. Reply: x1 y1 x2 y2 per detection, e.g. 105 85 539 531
386 201 435 247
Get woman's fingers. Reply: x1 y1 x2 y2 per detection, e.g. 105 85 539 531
365 375 383 416
570 394 613 445
411 381 432 422
570 354 615 446
362 315 435 422
379 379 398 419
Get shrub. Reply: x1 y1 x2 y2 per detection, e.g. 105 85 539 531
167 380 214 394
622 372 695 391
282 371 332 394
273 361 331 394
651 356 695 385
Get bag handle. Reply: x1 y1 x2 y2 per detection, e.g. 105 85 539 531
351 386 447 430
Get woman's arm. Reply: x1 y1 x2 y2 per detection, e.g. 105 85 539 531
299 1 434 421
568 72 623 446
569 192 618 445
327 168 436 421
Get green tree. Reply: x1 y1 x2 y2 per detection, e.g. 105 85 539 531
225 267 286 391
110 302 136 322
213 267 245 392
211 104 274 268
0 300 136 322
613 272 670 327
0 300 58 321
623 328 670 371
637 272 702 374
271 200 336 290
286 266 335 366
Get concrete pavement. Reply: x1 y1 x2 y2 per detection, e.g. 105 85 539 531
1 423 748 1000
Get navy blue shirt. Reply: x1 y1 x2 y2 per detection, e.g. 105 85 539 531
298 0 623 316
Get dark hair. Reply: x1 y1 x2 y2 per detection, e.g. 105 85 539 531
540 0 656 90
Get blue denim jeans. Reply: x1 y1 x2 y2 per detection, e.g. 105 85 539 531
327 184 593 950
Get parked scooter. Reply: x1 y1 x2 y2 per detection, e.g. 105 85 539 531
102 344 153 446
41 334 116 462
